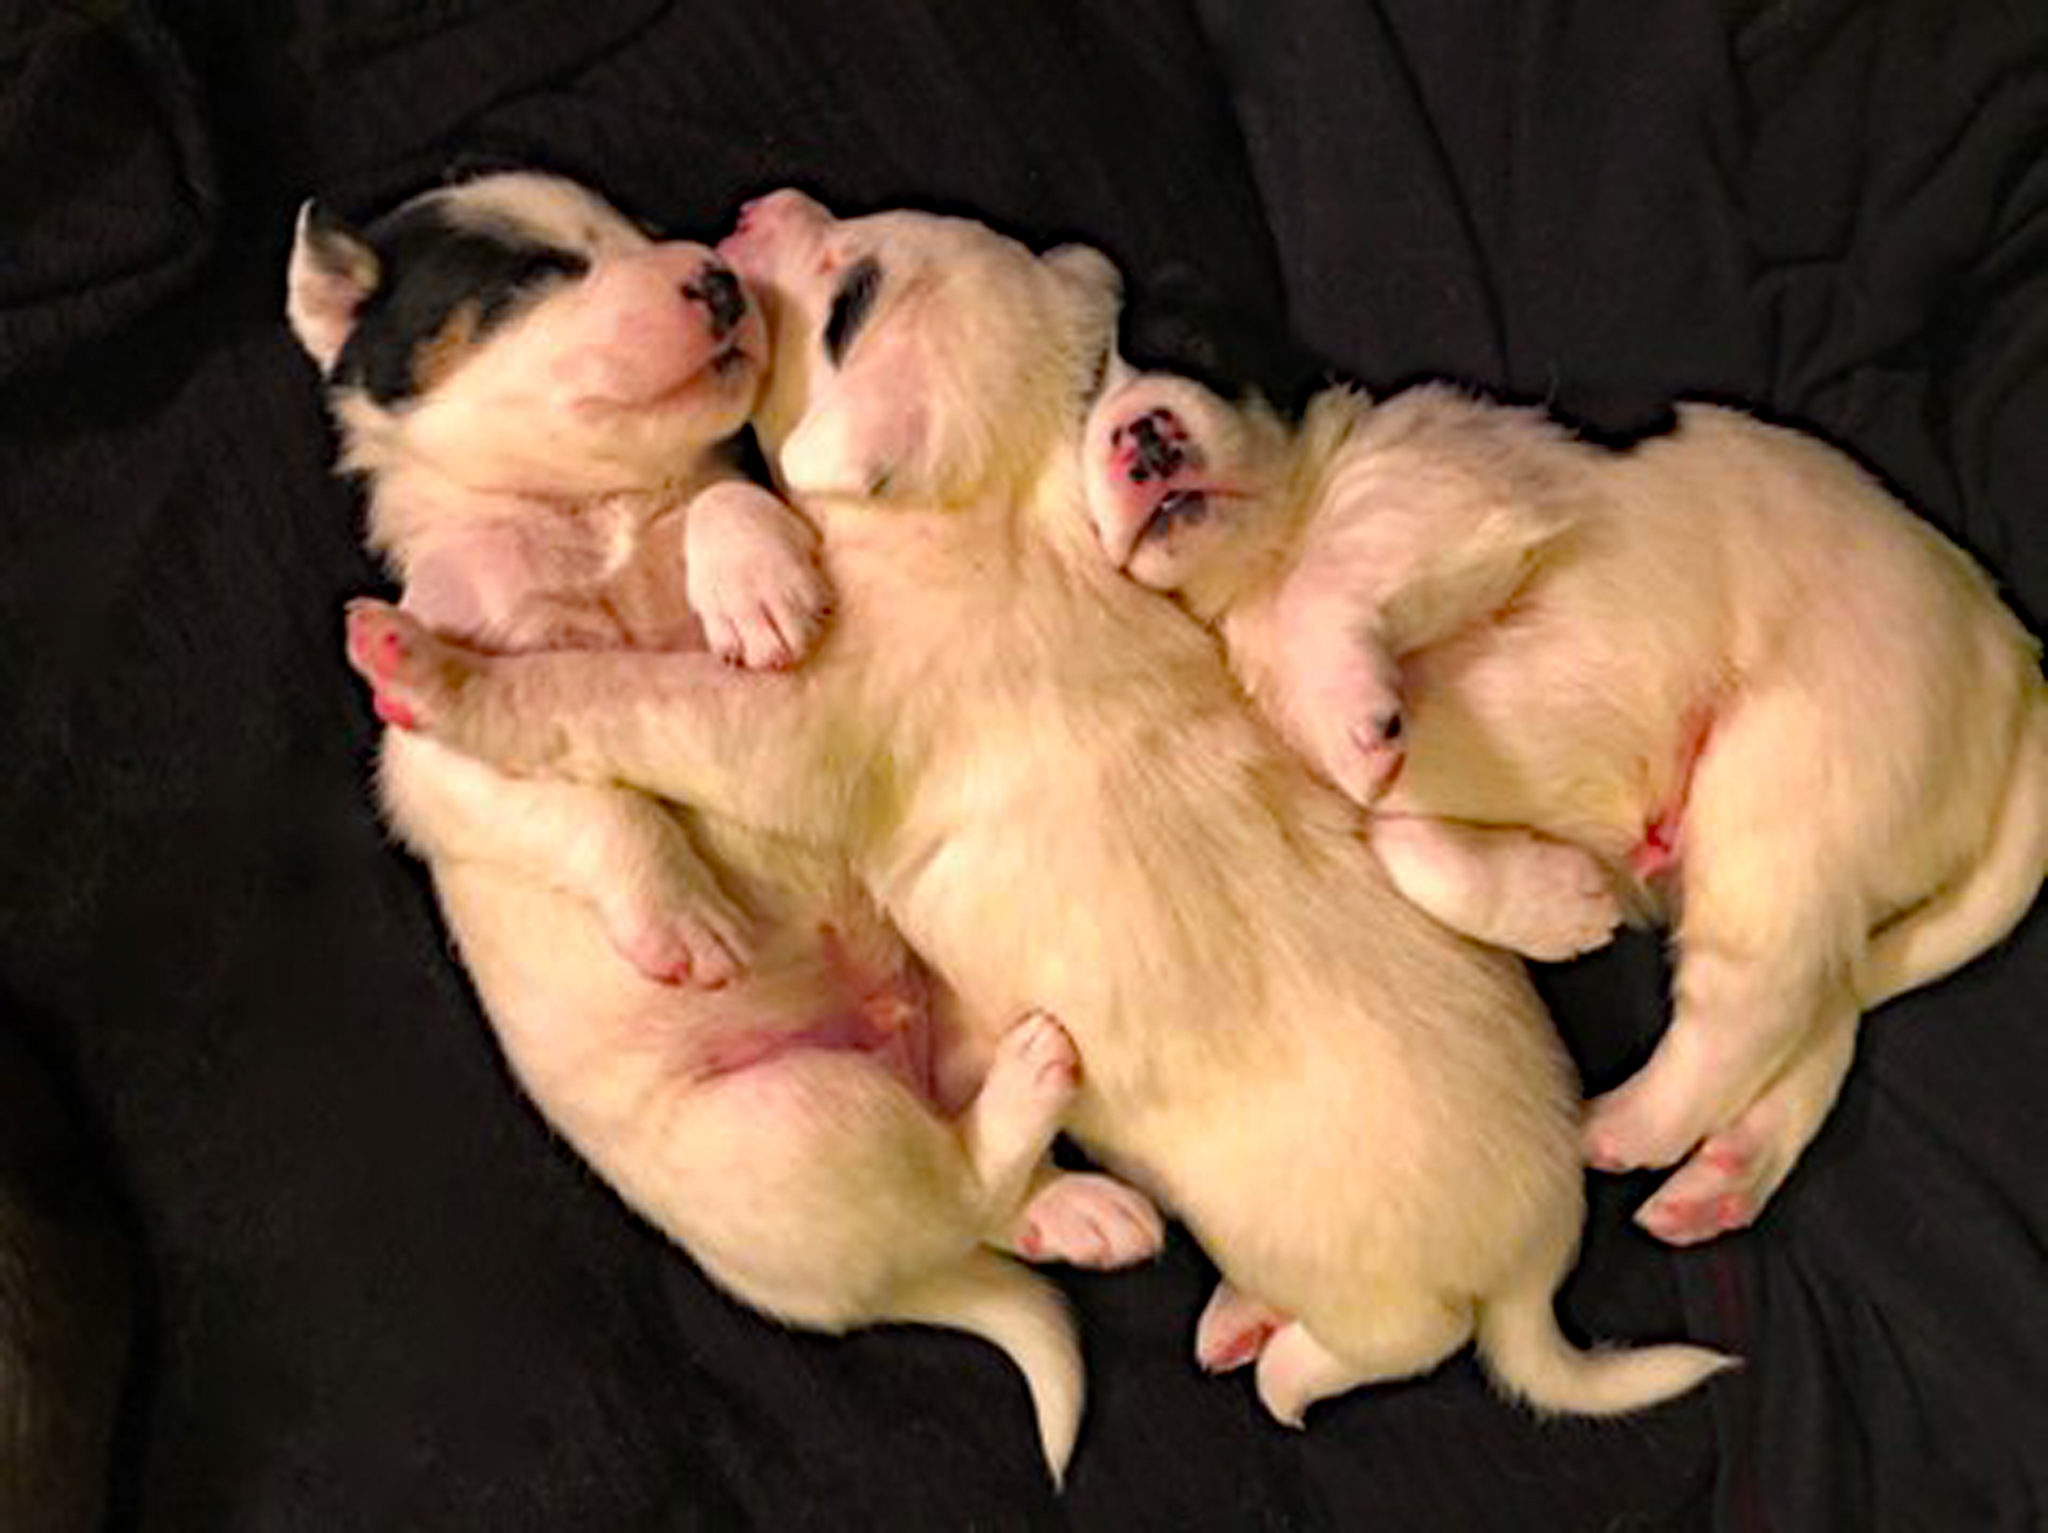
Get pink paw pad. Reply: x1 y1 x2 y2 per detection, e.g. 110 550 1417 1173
372 692 419 731
1201 1318 1279 1374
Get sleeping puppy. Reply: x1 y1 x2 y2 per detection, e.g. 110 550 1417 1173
340 190 1731 1431
1079 340 2048 1246
289 170 1163 1478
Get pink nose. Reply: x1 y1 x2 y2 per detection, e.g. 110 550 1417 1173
733 188 830 241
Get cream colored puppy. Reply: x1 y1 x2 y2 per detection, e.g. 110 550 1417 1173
341 191 1730 1430
1081 365 2048 1245
291 171 1162 1479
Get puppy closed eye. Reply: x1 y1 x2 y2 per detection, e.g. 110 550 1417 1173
823 257 882 366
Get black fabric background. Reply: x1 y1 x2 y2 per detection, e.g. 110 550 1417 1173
1 1 2043 1528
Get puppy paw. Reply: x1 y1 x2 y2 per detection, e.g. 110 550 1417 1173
1482 837 1623 962
686 483 832 669
967 1011 1082 1190
1303 660 1406 806
345 599 464 731
1194 1282 1288 1374
1008 1172 1164 1270
981 1010 1081 1123
605 893 753 988
1582 1076 1705 1175
1635 1137 1771 1246
1632 1068 1831 1244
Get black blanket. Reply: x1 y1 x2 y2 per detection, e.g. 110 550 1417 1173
3 2 2044 1528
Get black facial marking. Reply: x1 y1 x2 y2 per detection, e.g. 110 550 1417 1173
823 256 882 367
1117 262 1333 422
332 199 590 404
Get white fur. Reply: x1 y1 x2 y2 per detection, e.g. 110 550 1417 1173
294 173 1146 1478
346 191 1731 1428
1082 372 2048 1242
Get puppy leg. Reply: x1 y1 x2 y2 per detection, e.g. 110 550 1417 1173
1268 588 1407 806
959 1012 1082 1219
346 600 852 846
1590 700 1880 1172
1370 814 1623 960
381 735 751 984
1633 1015 1857 1244
1003 1170 1166 1270
1194 1281 1289 1373
1254 1302 1468 1427
686 480 832 670
1585 939 1858 1174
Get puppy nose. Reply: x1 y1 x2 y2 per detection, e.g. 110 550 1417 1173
735 188 828 238
1124 410 1187 484
683 264 746 338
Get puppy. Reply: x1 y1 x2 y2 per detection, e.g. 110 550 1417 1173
340 190 1731 1431
289 170 1161 1477
1080 342 2048 1245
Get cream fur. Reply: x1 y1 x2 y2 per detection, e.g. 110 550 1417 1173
346 191 1732 1427
1082 370 2048 1244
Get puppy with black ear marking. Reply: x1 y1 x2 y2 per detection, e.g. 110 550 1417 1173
341 190 1730 1433
1081 344 2048 1246
290 171 1163 1480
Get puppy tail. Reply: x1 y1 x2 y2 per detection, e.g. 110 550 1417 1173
885 1248 1084 1484
1859 689 2048 1008
1475 1272 1736 1418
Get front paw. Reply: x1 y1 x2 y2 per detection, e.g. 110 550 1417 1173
686 485 833 670
1305 673 1406 806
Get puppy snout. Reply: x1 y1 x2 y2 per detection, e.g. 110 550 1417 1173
683 264 746 339
734 188 829 240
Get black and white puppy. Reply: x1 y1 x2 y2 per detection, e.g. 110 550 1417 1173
290 171 1160 1479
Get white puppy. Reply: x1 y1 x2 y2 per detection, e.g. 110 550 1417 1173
340 190 1731 1431
1081 363 2048 1244
290 171 1161 1478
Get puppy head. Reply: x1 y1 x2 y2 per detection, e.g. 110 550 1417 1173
718 189 1119 505
1081 367 1299 601
286 170 767 496
1079 271 1329 603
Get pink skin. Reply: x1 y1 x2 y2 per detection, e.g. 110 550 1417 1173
1195 1283 1291 1374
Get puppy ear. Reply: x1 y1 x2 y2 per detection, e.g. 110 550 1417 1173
777 328 936 499
1045 242 1122 304
287 201 381 372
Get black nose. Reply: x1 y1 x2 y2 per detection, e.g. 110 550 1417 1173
684 265 746 338
1127 410 1186 484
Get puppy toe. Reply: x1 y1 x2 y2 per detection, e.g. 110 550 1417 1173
1195 1283 1287 1374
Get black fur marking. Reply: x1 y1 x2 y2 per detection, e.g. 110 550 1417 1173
332 200 589 405
823 256 882 367
1118 262 1333 422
